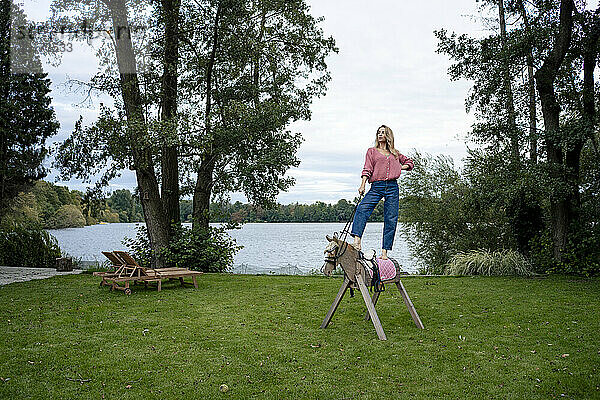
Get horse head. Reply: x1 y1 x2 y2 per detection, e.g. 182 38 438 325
322 234 339 276
322 232 360 277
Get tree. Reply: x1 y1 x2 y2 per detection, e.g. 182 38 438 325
158 0 181 229
497 0 519 160
0 1 60 218
176 0 337 232
533 0 575 261
50 0 336 264
48 204 86 228
106 188 142 222
515 0 538 163
535 2 600 261
50 0 183 266
435 0 600 267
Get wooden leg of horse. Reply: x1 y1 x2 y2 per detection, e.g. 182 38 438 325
395 280 424 329
364 290 381 321
320 277 350 329
356 274 387 340
192 276 198 289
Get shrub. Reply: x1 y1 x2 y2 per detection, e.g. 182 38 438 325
445 249 533 276
123 224 242 272
528 232 555 274
0 226 61 268
47 204 86 228
99 210 120 223
402 151 549 275
529 227 600 276
548 230 600 277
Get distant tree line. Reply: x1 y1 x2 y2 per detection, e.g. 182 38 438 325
207 199 386 224
4 181 392 228
3 181 144 228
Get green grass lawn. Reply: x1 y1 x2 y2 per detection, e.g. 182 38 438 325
0 274 598 399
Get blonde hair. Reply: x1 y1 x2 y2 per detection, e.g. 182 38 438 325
374 125 399 158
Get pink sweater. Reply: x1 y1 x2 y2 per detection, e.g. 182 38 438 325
361 147 414 183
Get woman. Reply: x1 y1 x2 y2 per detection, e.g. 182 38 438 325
350 125 413 260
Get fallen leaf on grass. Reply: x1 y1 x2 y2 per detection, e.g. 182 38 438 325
561 354 569 358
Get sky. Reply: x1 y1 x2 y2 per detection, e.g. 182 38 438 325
20 0 492 204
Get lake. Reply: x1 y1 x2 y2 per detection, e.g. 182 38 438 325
47 222 419 274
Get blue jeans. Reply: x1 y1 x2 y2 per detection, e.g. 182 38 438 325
350 179 399 250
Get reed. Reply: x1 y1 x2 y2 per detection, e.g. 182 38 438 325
445 249 533 276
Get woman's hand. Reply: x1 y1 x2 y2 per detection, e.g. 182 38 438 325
358 184 365 196
358 176 368 196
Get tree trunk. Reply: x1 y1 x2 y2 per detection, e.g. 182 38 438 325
534 0 574 262
517 0 538 163
160 0 181 229
0 0 8 208
106 0 170 267
498 0 519 160
192 4 221 233
192 155 215 232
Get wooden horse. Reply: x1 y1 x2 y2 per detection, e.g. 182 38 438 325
321 233 424 340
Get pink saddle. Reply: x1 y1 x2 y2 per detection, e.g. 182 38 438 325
367 258 397 281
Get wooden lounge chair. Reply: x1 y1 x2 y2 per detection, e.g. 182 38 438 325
97 251 203 295
102 251 127 274
113 251 153 278
94 252 128 287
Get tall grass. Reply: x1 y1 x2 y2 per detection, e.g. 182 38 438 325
445 249 533 276
0 226 61 268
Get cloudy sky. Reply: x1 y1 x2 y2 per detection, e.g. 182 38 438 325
21 0 490 204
